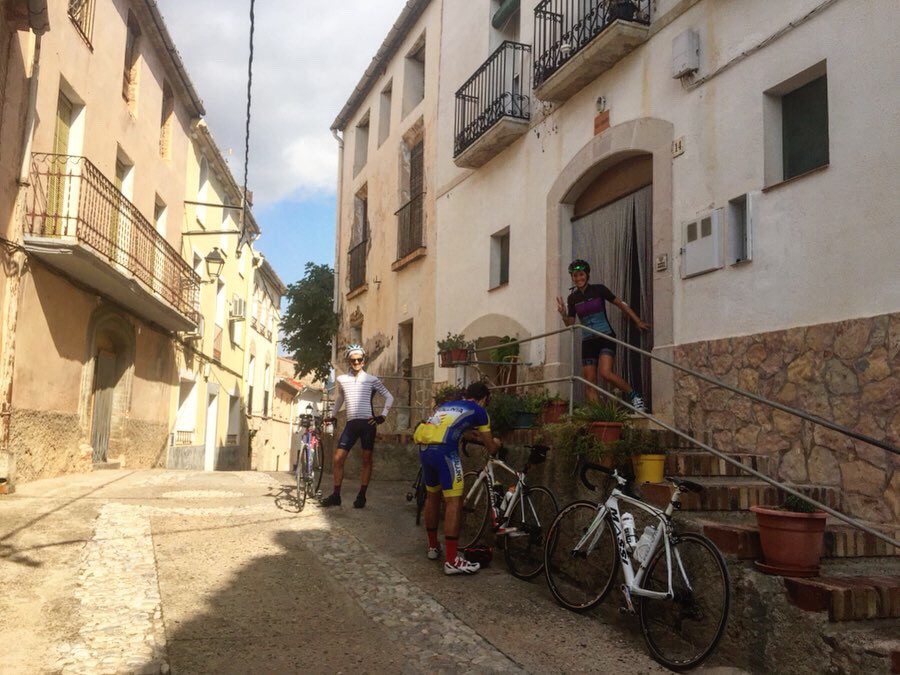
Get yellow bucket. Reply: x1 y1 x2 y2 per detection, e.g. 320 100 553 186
633 454 666 484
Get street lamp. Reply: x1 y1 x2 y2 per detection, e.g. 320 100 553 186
205 247 226 280
305 403 314 415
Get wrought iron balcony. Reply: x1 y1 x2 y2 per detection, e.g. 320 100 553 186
533 0 650 102
348 239 368 292
395 193 424 262
454 41 532 169
24 154 199 331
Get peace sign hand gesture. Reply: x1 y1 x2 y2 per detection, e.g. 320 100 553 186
556 296 567 317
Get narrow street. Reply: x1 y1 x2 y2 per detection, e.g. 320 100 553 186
0 469 743 674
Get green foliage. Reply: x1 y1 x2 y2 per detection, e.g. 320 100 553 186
437 332 468 351
537 419 628 465
433 385 465 407
489 336 520 363
570 399 630 424
619 428 665 456
519 391 548 414
281 262 338 383
486 392 522 434
783 494 818 513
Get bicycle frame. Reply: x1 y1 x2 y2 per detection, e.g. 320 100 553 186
465 457 540 535
574 487 691 603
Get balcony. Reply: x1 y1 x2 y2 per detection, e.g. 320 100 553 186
348 239 368 295
533 0 650 103
393 193 425 269
24 154 199 331
454 41 532 169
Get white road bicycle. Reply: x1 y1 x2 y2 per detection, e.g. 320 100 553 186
295 415 324 511
458 441 558 580
544 462 730 671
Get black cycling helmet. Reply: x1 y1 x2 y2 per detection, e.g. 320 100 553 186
568 259 591 275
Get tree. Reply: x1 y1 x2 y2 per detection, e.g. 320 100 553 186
282 262 338 382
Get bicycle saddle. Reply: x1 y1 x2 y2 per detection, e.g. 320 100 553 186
668 477 705 493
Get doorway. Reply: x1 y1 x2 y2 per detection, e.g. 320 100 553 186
90 350 117 463
204 390 218 471
397 320 414 429
571 182 653 406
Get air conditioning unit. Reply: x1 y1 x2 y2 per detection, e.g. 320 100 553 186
230 296 246 321
184 314 205 340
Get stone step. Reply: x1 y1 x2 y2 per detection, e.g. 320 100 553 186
784 575 900 622
639 477 843 512
92 462 121 471
665 451 773 477
694 516 900 559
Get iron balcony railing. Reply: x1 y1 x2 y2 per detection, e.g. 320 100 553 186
454 41 532 158
348 239 368 291
396 193 424 260
25 153 199 321
533 0 651 88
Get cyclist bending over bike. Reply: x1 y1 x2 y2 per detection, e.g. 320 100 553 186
320 344 394 509
414 382 501 575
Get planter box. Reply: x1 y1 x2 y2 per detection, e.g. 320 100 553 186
540 401 568 425
439 347 469 367
512 411 538 429
589 421 623 443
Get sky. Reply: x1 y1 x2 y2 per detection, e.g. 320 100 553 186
156 0 409 287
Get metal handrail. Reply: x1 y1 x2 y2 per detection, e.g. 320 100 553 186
456 323 899 549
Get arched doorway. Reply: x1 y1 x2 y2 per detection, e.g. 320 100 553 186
545 118 675 419
82 308 135 464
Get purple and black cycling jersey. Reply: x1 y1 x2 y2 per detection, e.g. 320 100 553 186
567 283 617 340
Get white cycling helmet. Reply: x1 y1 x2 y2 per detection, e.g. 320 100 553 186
345 343 366 360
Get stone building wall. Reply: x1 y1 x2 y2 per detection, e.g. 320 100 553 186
673 312 899 524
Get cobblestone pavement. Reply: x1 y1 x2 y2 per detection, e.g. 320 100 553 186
0 470 741 674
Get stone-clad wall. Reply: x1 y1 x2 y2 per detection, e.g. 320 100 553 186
673 312 899 524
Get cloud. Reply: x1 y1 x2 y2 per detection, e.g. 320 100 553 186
156 0 408 205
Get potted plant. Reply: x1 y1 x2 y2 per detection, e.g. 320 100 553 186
622 428 667 484
609 1 638 21
433 384 465 407
485 392 521 435
512 392 546 429
571 399 629 443
437 332 469 368
750 495 828 577
490 336 520 386
540 393 569 425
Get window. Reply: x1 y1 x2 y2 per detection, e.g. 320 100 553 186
153 199 167 236
159 82 174 158
227 395 240 444
350 325 362 345
122 12 141 112
68 0 96 44
378 80 393 147
764 62 828 186
726 193 758 265
215 279 226 328
247 356 255 414
175 379 197 444
196 158 209 224
353 111 370 176
782 76 829 180
403 36 426 118
490 228 510 288
263 364 271 417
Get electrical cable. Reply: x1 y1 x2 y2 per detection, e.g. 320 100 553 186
238 0 256 253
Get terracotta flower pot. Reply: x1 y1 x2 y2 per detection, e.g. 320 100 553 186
632 454 666 484
450 347 469 365
438 350 452 367
589 421 623 443
540 400 568 425
750 505 827 577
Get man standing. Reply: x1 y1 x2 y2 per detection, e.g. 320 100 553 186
414 382 500 575
320 345 394 509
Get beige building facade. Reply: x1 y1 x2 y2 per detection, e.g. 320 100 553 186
0 0 203 486
331 0 441 430
335 0 900 523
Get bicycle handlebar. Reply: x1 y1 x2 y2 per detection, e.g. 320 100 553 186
580 461 615 492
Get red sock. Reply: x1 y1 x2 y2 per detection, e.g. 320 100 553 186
426 528 439 549
445 536 458 564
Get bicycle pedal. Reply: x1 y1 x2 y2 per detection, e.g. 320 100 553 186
618 606 636 616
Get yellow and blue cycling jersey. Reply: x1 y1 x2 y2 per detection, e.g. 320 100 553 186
415 399 491 497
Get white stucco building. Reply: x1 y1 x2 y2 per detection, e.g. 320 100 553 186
333 0 900 523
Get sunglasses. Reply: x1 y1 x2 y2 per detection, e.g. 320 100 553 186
350 358 365 364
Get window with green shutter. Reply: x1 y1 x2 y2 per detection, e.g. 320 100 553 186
782 75 829 180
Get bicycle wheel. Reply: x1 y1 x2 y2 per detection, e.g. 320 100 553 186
543 500 619 612
504 485 558 580
639 532 731 671
296 444 309 511
458 471 490 549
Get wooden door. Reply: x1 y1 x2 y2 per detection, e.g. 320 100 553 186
48 92 73 234
91 350 116 463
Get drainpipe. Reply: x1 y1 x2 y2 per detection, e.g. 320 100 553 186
0 31 44 490
330 128 344 369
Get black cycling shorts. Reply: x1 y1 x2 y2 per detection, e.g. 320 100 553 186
337 418 376 452
582 336 616 365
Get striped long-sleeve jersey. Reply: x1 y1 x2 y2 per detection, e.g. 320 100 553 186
332 371 394 421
